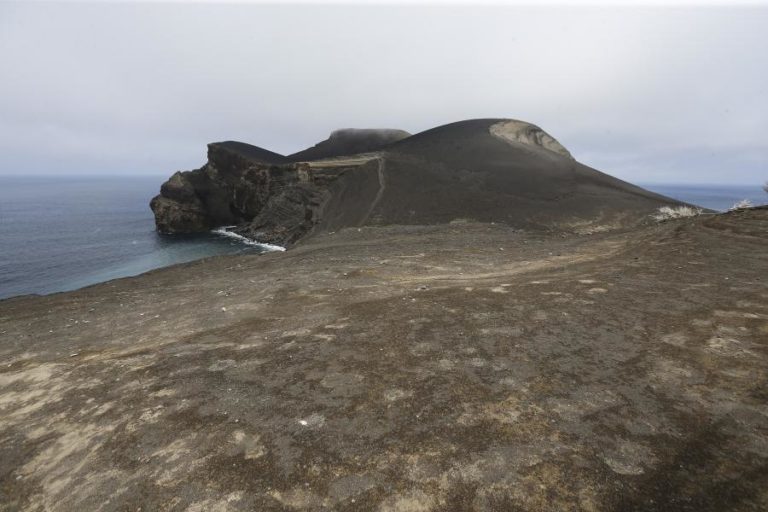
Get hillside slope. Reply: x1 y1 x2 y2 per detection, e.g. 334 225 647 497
3 208 767 510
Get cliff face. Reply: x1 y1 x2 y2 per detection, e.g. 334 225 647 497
151 119 683 247
150 142 320 240
150 131 405 245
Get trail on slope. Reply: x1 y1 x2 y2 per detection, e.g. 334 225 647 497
361 156 387 226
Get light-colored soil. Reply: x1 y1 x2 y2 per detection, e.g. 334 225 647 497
489 120 573 159
1 208 767 511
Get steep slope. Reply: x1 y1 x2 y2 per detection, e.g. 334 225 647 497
150 141 295 233
359 118 678 231
151 118 683 245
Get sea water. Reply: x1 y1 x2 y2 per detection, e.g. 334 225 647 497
640 183 765 212
0 175 276 300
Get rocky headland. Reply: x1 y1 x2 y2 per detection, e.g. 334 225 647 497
150 119 681 246
2 119 767 511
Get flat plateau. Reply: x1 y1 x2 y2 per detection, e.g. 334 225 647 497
1 208 767 511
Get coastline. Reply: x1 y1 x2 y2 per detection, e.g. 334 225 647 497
0 175 265 301
2 174 761 302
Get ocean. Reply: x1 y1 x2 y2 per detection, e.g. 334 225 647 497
0 177 764 300
0 176 273 300
639 183 766 212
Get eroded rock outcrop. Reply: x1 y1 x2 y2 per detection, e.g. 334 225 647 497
150 142 317 237
489 119 573 159
150 131 405 245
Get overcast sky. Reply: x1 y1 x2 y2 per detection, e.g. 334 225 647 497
0 1 766 184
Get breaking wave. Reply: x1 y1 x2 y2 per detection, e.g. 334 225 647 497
212 226 286 252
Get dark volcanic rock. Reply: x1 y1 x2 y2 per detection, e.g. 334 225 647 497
289 128 411 161
150 142 305 235
151 119 683 246
149 190 211 233
212 140 291 166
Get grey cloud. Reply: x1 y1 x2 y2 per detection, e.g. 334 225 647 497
0 2 766 184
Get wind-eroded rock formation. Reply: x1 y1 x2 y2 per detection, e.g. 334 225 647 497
150 142 319 245
151 119 680 246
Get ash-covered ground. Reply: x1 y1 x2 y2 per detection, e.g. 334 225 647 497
1 207 767 511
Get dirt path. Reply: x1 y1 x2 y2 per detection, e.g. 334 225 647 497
360 155 387 226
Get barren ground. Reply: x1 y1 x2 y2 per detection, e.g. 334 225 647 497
1 208 767 511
